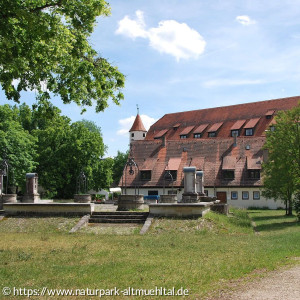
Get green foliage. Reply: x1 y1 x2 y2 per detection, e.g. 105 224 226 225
112 150 129 185
0 105 37 190
0 103 113 198
0 0 125 112
262 103 300 215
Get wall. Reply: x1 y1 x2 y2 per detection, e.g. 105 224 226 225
125 186 283 209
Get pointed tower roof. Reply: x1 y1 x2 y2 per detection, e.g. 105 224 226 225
129 114 146 132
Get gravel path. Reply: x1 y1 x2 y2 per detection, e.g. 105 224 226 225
212 263 300 300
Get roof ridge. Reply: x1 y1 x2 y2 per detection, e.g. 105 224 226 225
162 96 300 117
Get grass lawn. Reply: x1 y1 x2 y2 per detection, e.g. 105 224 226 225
0 209 299 299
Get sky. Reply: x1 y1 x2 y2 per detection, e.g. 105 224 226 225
2 0 300 157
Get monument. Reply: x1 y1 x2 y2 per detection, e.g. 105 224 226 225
22 173 40 203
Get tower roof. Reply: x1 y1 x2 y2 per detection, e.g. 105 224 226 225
129 114 146 132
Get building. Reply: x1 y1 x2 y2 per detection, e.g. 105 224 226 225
121 96 299 208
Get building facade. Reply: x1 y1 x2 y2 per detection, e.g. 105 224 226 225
121 96 299 208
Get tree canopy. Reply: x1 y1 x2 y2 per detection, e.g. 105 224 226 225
262 104 300 215
0 102 113 198
0 0 125 112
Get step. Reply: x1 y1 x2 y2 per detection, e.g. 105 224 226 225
91 214 147 220
92 211 148 216
89 218 146 224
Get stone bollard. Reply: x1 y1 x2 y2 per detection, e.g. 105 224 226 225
196 171 205 195
182 167 199 203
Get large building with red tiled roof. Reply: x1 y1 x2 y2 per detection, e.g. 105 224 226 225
122 96 299 208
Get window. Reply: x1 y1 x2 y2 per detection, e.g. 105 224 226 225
140 170 151 181
194 133 202 138
231 191 238 200
248 170 260 179
266 115 272 119
180 135 187 139
242 191 249 200
231 130 239 137
270 126 275 132
143 133 146 137
245 128 254 136
253 191 260 200
165 170 177 181
131 133 134 137
204 190 208 196
208 132 217 137
148 191 158 196
223 170 235 180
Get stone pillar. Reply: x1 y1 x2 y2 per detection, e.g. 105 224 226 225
22 173 40 203
182 167 199 203
196 171 205 195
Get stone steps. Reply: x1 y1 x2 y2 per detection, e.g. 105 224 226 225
89 211 148 224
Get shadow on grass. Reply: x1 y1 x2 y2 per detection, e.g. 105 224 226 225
255 221 299 232
250 214 296 222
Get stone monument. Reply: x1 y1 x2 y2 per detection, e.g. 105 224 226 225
22 173 40 203
181 167 199 203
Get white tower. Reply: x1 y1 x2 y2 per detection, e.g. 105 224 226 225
129 106 147 143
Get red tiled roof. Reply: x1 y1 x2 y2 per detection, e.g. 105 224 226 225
140 158 156 170
145 96 299 140
194 124 209 134
244 118 260 129
231 120 246 130
121 137 266 188
180 126 195 135
265 110 275 116
247 157 262 170
166 158 181 170
129 114 146 132
222 156 237 170
190 157 205 170
207 122 223 132
154 129 168 139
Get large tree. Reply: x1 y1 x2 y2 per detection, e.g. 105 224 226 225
0 105 37 192
262 104 300 215
0 0 125 112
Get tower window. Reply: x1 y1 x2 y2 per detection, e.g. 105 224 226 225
143 133 146 137
131 133 134 137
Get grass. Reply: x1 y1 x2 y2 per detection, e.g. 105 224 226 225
0 209 299 299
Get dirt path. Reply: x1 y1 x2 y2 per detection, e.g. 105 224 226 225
210 263 300 300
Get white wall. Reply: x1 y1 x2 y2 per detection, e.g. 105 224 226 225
124 186 284 209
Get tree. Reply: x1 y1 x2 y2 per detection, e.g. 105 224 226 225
0 0 125 112
112 150 129 186
262 104 300 215
0 105 37 192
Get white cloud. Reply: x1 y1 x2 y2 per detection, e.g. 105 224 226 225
236 15 256 26
203 79 265 88
117 114 157 136
115 10 147 39
116 10 206 61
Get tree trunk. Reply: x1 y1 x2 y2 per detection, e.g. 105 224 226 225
288 199 293 216
285 200 288 215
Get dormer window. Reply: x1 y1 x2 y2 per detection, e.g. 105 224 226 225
208 132 216 137
245 128 253 136
180 135 187 139
207 122 223 138
231 129 239 137
140 170 151 181
194 133 202 138
244 118 260 136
